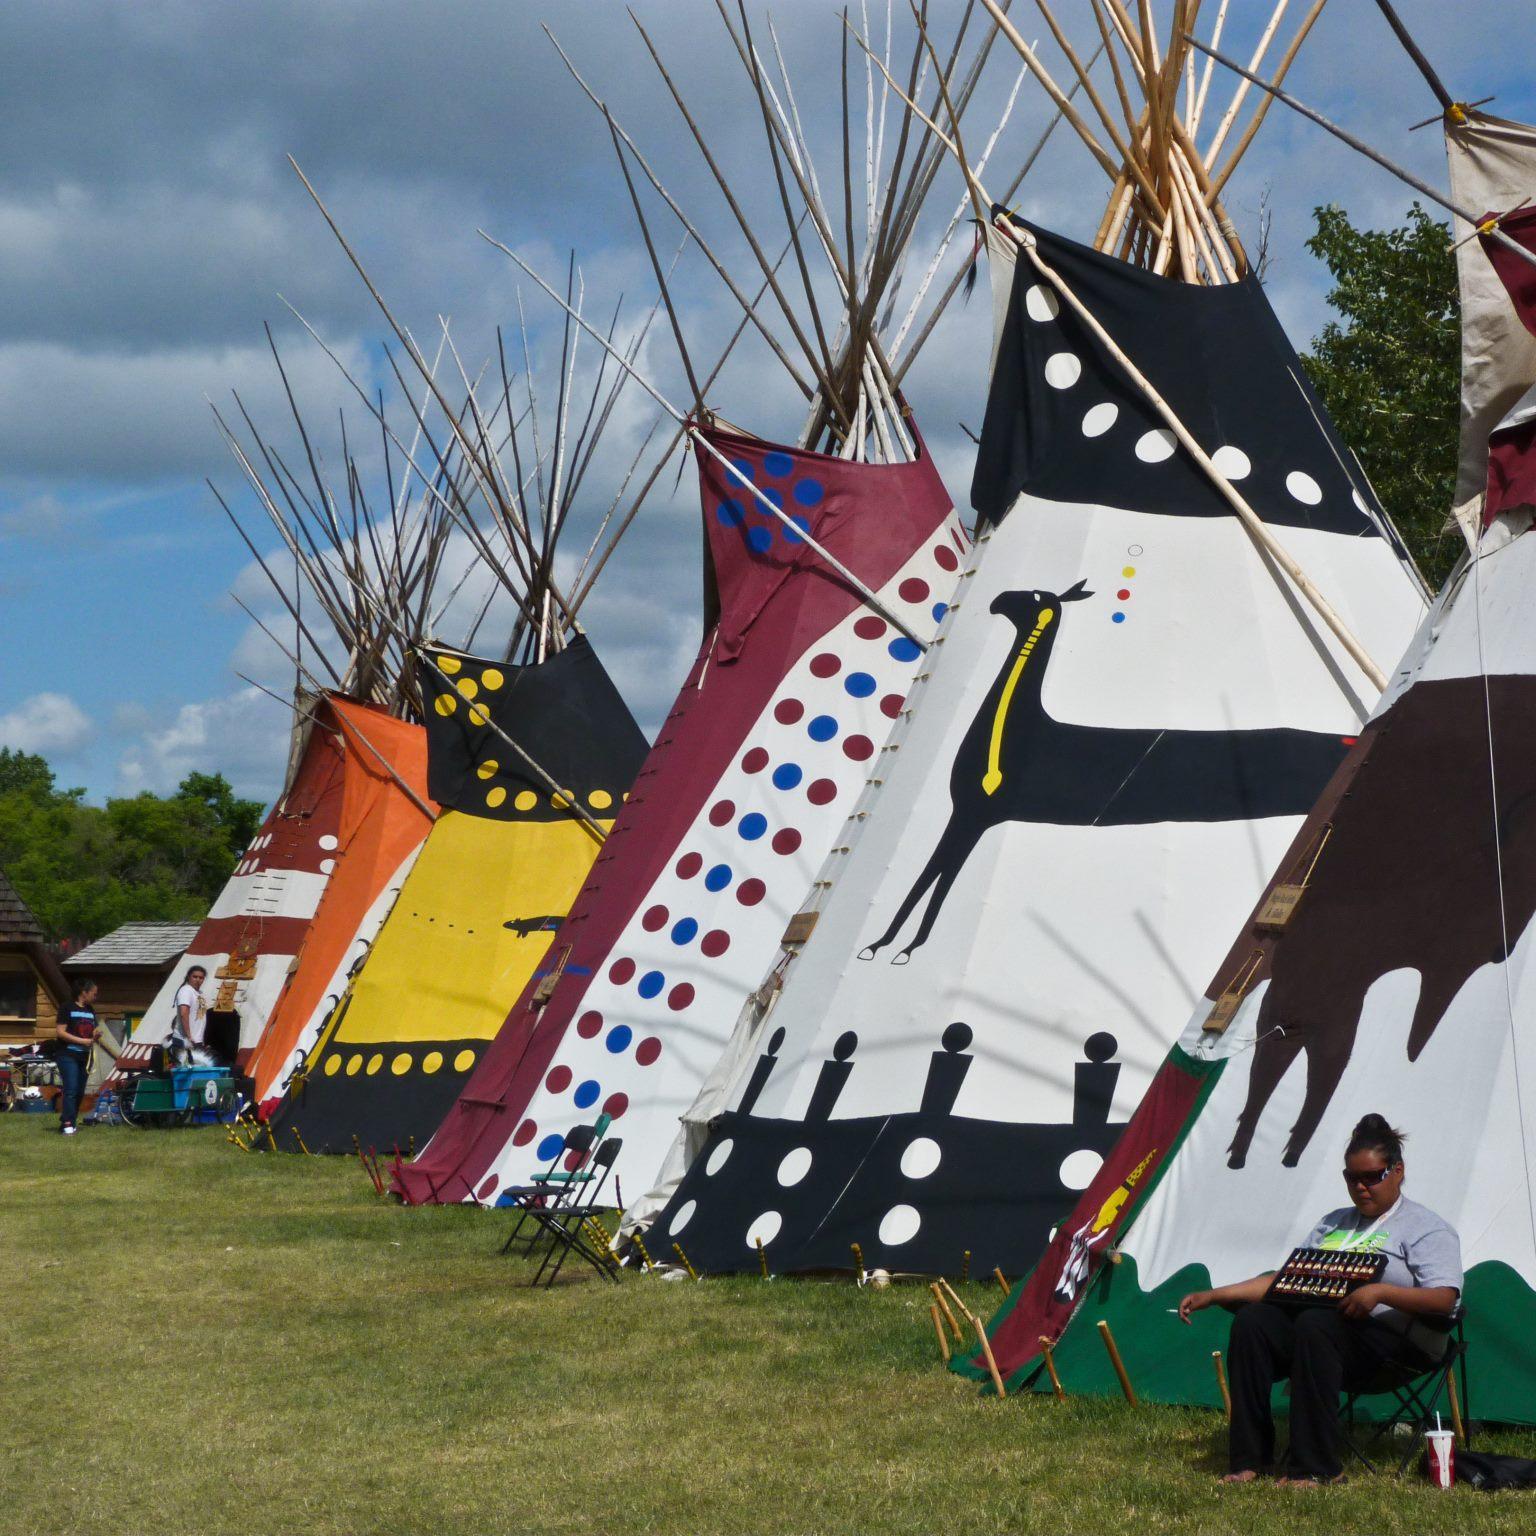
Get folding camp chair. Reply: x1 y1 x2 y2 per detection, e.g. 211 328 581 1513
1343 1316 1470 1475
528 1135 624 1288
496 1114 612 1256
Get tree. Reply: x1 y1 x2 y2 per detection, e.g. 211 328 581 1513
1301 203 1462 586
0 749 62 801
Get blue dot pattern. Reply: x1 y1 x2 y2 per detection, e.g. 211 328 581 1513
574 1080 600 1109
716 499 744 527
888 637 921 663
537 1133 564 1161
605 1025 634 1054
808 715 838 742
932 602 948 622
638 970 665 999
738 812 768 840
731 458 755 483
671 917 699 946
746 526 773 554
763 451 794 477
786 516 811 544
1112 612 1126 624
793 478 824 507
772 763 803 790
844 672 876 698
705 863 732 892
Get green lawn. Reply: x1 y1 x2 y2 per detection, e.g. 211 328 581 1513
5 1111 1535 1535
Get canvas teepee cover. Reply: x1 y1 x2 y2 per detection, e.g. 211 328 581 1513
243 697 434 1114
270 635 647 1153
642 214 1427 1276
395 424 961 1204
966 205 1536 1426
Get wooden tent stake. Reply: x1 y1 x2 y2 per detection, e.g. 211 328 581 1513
931 1304 952 1363
993 1267 1011 1297
673 1243 700 1281
960 1249 972 1283
1098 1319 1139 1405
1213 1350 1232 1420
631 1232 654 1273
931 1281 963 1342
1447 1366 1467 1443
756 1236 770 1278
971 1310 1007 1398
850 1242 867 1283
1039 1335 1067 1402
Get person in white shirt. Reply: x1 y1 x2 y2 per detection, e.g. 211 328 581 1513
174 966 208 1048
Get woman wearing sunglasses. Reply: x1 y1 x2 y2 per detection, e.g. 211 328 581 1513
1178 1113 1462 1486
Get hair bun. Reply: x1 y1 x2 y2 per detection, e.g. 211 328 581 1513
1347 1113 1406 1162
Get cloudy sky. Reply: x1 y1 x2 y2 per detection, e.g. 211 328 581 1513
3 0 1531 806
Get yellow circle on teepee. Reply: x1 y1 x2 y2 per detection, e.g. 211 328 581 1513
480 668 504 691
323 1054 342 1077
438 655 462 675
453 1048 476 1072
345 1055 363 1077
1122 565 1137 578
365 1053 384 1076
391 1052 412 1076
551 791 571 811
422 1051 443 1075
486 786 507 809
456 677 479 700
514 790 538 812
588 789 613 810
467 702 490 727
476 758 499 780
434 694 458 717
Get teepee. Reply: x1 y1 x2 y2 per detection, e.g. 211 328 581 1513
638 0 1430 1276
970 138 1536 1425
393 2 1017 1205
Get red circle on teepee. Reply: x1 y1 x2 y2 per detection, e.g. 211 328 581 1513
742 748 770 774
676 853 703 880
934 544 959 571
809 653 841 678
854 616 887 640
576 1011 604 1039
478 1174 500 1200
736 878 767 906
609 958 636 985
843 735 874 761
807 778 837 805
545 1066 572 1094
602 1092 630 1119
772 828 802 855
700 929 731 958
880 693 904 719
635 1037 663 1067
667 983 695 1011
512 1119 538 1146
774 698 805 724
564 1149 585 1172
641 904 669 932
1117 588 1130 601
708 800 735 827
899 578 930 603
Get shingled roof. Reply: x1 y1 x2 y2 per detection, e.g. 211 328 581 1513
63 922 200 970
0 869 45 944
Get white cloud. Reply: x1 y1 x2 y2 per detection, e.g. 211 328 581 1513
0 691 94 754
114 686 288 800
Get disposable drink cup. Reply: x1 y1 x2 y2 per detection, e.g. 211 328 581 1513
1425 1429 1455 1489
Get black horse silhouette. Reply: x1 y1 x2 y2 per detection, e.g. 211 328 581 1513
860 583 1351 964
1225 674 1536 1168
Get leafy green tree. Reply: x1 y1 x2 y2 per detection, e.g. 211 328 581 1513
1301 203 1462 586
0 749 63 801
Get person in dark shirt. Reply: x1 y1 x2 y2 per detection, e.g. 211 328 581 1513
55 979 99 1136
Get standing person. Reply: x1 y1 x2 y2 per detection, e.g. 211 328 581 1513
1179 1114 1462 1486
173 966 208 1051
55 979 99 1136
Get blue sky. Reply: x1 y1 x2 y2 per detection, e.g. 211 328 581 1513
3 0 1533 807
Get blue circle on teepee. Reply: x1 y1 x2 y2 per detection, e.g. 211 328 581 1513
704 863 732 891
716 499 745 527
793 478 824 507
764 451 794 477
1112 612 1126 624
605 1026 633 1054
738 812 768 840
888 637 921 663
772 763 803 790
932 602 948 622
537 1133 564 1161
844 672 876 698
671 917 699 945
808 715 838 741
784 516 811 544
746 526 773 554
638 970 665 999
731 458 755 483
573 1080 601 1109
760 487 784 510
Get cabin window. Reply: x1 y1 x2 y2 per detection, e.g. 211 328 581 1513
0 972 37 1020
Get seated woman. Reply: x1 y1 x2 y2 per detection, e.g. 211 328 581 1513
1179 1113 1462 1486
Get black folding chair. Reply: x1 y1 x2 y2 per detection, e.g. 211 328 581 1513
1343 1316 1470 1474
498 1122 598 1256
528 1135 624 1288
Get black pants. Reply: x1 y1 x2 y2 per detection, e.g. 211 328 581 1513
56 1050 87 1129
1227 1301 1419 1479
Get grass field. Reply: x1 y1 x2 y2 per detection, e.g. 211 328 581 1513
6 1112 1536 1535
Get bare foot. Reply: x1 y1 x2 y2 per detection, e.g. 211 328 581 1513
1220 1471 1259 1484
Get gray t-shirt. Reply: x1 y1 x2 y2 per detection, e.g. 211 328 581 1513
1302 1195 1463 1329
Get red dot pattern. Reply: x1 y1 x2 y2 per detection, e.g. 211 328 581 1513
741 748 769 774
635 1037 662 1067
899 577 930 603
700 930 731 958
809 653 841 678
675 852 703 879
774 698 805 724
708 800 735 827
854 616 886 640
1117 588 1130 601
807 778 837 805
880 693 903 719
576 1010 604 1039
603 1092 630 1119
772 828 802 856
478 1174 500 1200
608 958 636 985
564 1149 585 1172
512 1119 538 1146
641 904 669 932
545 1065 572 1093
935 543 959 571
843 735 874 761
737 878 767 906
667 983 695 1011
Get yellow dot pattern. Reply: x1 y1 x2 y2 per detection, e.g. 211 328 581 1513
365 1053 384 1076
1122 565 1137 578
391 1052 412 1076
467 702 490 727
323 1054 342 1077
456 677 479 700
589 789 613 810
422 1051 443 1075
551 791 570 811
438 656 462 675
485 786 507 809
480 669 504 691
345 1055 363 1077
434 694 457 717
453 1048 476 1073
476 759 499 780
514 790 538 812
